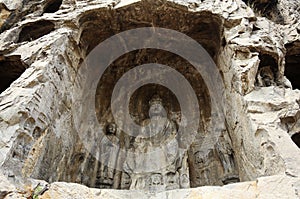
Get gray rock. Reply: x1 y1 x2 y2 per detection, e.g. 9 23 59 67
0 0 299 198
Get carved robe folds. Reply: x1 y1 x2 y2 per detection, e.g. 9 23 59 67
123 117 189 192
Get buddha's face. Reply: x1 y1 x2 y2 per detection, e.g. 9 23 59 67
107 124 116 135
149 102 164 116
195 152 203 164
150 174 162 185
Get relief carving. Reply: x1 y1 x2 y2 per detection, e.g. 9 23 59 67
216 134 240 184
256 66 276 87
97 123 119 188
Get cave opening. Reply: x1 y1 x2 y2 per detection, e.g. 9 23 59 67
17 20 55 43
26 2 242 191
43 0 63 13
76 3 240 190
0 55 28 94
255 53 278 87
285 42 300 90
291 133 300 148
91 46 240 189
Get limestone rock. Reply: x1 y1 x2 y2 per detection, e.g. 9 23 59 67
34 175 299 199
0 0 299 198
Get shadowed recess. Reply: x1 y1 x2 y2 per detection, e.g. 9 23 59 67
255 53 278 87
78 2 222 61
241 0 284 24
18 20 55 43
291 133 300 148
285 41 300 90
0 55 28 93
43 0 63 13
96 49 211 126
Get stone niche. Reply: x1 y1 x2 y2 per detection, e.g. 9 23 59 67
73 2 240 190
255 53 278 87
2 2 242 191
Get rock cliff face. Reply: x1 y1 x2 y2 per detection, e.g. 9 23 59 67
0 0 299 198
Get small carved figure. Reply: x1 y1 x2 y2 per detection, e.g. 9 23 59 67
149 173 163 186
177 151 190 188
216 136 236 175
165 172 179 190
256 66 276 87
193 150 214 186
171 112 190 149
179 173 190 188
148 173 164 193
194 151 204 165
106 123 117 136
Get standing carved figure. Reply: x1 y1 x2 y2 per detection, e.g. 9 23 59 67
98 123 119 188
216 136 235 175
192 149 213 186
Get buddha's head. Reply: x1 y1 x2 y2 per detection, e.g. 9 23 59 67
106 123 117 135
149 94 165 117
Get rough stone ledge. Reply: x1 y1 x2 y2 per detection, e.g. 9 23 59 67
1 173 299 199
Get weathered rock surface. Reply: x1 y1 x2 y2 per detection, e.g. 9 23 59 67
2 175 296 199
0 0 299 198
